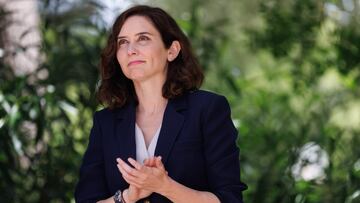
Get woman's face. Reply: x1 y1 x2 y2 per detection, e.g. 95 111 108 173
116 15 170 83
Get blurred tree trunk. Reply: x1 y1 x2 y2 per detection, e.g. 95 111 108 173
0 0 42 76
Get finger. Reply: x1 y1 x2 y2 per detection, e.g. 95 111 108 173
143 158 149 165
117 158 141 177
117 163 140 180
128 158 142 170
117 163 138 186
118 163 141 181
120 167 151 189
143 158 151 166
147 157 156 167
117 162 126 175
155 156 165 171
130 159 152 175
151 157 157 166
117 158 132 171
116 158 126 165
116 160 132 176
116 162 149 189
121 172 142 188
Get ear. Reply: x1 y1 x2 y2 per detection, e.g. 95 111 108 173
167 41 181 62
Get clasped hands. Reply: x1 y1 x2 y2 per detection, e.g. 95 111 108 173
116 156 170 202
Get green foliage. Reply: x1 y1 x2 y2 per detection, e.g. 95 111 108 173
0 67 96 202
1 0 105 202
154 0 360 202
252 0 324 58
1 0 360 202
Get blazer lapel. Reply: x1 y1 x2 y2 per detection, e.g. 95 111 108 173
115 102 137 161
114 94 188 166
155 94 187 165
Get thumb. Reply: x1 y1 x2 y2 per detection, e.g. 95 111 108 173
156 156 165 171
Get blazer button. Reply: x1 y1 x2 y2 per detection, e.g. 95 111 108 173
144 200 150 203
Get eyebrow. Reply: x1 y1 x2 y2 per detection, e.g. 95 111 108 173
117 32 153 39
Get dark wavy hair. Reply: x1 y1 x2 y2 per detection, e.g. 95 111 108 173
97 5 204 109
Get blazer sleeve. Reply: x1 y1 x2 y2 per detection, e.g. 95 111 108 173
75 112 110 203
202 96 247 202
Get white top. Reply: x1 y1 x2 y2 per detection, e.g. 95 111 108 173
135 123 162 164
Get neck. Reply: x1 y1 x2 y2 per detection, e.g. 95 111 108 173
133 79 168 115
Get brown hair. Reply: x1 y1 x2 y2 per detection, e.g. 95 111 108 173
97 5 204 109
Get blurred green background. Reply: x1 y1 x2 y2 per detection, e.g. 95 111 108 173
1 0 359 202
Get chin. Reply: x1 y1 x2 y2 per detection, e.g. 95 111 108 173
128 75 147 82
125 70 145 79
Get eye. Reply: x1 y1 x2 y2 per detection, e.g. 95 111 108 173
138 35 150 42
117 39 128 46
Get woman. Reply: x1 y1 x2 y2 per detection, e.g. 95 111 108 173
75 5 247 203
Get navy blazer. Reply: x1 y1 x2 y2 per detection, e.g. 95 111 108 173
75 90 247 203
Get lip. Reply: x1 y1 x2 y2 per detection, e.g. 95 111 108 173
128 60 145 67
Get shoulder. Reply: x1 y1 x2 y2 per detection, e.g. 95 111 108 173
184 90 232 119
92 105 125 122
187 89 229 107
93 107 113 118
187 89 225 101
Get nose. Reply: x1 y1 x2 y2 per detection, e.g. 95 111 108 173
127 43 138 55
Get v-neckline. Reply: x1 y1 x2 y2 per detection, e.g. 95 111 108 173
135 123 161 150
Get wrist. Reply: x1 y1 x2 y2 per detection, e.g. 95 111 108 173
158 176 174 196
122 188 136 203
